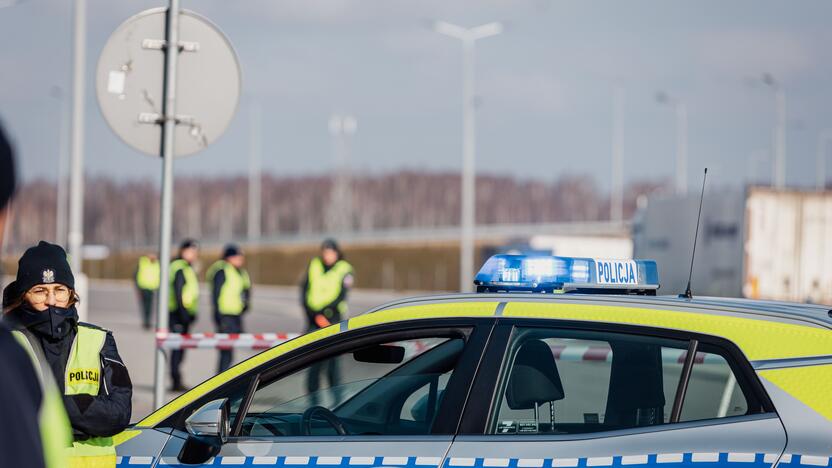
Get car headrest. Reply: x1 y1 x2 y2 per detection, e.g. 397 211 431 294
506 339 565 410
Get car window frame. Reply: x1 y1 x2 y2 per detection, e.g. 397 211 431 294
459 317 776 437
162 317 496 438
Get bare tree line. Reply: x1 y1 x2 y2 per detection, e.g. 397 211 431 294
5 171 669 251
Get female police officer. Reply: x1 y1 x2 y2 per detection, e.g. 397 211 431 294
3 241 132 465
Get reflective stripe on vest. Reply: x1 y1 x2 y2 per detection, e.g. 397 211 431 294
209 260 251 316
65 325 106 396
169 258 199 315
136 256 160 290
305 257 352 313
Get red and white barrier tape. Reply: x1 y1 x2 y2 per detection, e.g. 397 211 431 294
156 332 301 350
550 345 723 365
156 332 432 354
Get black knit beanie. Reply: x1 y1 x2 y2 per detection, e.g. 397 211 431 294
223 244 241 258
11 241 75 294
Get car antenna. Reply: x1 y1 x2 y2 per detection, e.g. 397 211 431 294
681 168 708 299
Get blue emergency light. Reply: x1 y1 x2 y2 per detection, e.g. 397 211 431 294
473 254 659 295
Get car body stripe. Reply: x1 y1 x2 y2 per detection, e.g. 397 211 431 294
348 302 499 330
113 453 832 468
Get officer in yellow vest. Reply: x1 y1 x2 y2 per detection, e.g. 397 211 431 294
3 321 73 468
1 125 72 468
207 244 251 373
301 239 353 404
134 253 160 330
3 241 132 468
169 239 199 391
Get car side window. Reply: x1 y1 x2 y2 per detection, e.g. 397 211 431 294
240 335 466 437
489 327 756 435
680 348 749 421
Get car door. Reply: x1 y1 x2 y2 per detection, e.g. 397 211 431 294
446 318 787 468
153 317 494 467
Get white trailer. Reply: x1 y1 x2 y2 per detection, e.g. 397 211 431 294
633 187 832 305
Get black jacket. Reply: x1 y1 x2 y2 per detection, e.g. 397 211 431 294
171 259 198 326
5 306 132 438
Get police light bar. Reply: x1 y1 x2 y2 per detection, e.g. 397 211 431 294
474 254 659 295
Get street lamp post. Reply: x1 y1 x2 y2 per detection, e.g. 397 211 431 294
68 0 87 321
656 92 688 195
611 86 624 222
327 114 357 233
434 20 502 292
248 102 262 242
761 74 787 190
49 86 70 247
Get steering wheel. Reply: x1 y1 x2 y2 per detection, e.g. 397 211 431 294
301 406 348 436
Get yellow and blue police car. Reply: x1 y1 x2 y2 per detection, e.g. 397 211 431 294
115 255 832 468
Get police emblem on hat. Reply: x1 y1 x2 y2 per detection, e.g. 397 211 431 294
42 269 55 284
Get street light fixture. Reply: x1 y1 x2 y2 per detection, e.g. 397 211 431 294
655 91 688 195
434 20 502 293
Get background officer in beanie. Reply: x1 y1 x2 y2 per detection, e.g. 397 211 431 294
0 123 72 468
134 253 160 330
169 239 199 391
207 244 251 373
2 241 132 466
300 238 353 403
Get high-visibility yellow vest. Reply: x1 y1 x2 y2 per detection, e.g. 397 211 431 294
64 325 106 395
207 260 251 316
305 257 353 316
14 325 115 468
12 331 72 468
136 256 160 290
169 258 199 315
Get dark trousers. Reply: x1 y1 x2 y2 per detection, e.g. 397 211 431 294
169 311 191 388
138 288 155 329
305 324 342 406
217 315 243 373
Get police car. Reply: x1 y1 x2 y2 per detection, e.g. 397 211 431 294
114 254 832 468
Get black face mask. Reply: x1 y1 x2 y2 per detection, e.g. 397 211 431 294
14 304 77 341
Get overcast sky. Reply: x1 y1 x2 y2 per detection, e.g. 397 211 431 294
1 0 831 192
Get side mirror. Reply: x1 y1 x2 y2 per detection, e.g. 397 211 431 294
185 398 230 444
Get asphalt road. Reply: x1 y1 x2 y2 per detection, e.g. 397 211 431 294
86 279 407 421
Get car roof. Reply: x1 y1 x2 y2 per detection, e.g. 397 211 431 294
363 292 832 328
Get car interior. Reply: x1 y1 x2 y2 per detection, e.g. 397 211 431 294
240 337 466 437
